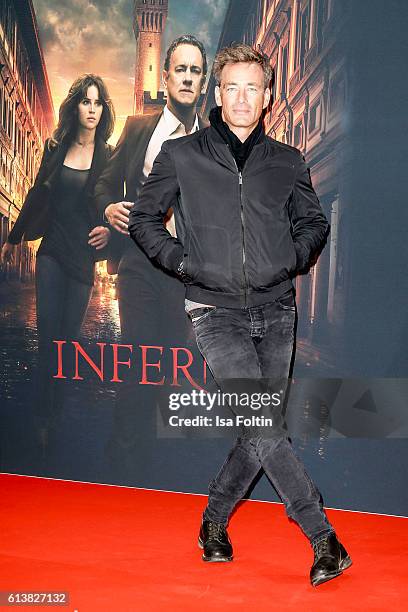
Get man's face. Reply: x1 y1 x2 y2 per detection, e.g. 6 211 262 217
163 43 204 108
215 62 270 130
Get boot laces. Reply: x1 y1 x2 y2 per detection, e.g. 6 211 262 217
208 522 225 541
313 537 330 556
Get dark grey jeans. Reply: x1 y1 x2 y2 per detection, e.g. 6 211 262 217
35 254 92 424
189 290 334 543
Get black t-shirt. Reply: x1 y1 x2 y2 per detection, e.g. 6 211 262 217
38 165 95 286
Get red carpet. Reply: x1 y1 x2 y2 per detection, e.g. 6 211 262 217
0 474 407 611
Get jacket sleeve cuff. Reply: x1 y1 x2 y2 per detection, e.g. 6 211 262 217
102 208 110 226
294 241 310 273
165 243 184 275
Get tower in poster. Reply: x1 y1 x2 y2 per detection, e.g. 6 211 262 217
133 0 168 114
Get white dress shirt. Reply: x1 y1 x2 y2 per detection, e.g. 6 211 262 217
143 105 199 178
142 106 199 239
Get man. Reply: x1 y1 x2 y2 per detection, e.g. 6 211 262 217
128 44 351 586
94 35 208 473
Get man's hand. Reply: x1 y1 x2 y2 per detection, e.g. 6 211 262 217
88 226 111 250
1 242 15 264
104 201 133 235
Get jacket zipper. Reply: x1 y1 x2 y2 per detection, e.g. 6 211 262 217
238 169 248 307
229 149 248 307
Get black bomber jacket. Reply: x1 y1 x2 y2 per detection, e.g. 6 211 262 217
128 126 329 308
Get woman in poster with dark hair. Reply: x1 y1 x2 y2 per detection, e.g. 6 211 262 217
1 74 115 442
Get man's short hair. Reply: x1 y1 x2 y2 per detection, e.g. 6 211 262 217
213 43 272 88
164 34 208 81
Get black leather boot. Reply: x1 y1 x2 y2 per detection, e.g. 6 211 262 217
310 532 352 586
198 520 233 562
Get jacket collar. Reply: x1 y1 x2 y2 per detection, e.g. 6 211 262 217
85 136 110 195
128 111 163 169
198 114 209 129
128 109 207 178
206 122 267 173
162 105 203 135
42 136 110 194
209 106 264 172
42 139 69 187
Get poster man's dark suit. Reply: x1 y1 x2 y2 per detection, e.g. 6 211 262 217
94 112 208 480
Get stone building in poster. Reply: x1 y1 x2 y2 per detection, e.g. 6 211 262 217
0 0 54 282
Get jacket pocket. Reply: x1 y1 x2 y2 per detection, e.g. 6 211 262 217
188 223 235 291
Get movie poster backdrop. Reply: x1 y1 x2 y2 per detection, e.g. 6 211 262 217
1 0 407 516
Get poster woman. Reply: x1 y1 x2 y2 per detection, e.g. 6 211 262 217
1 74 115 441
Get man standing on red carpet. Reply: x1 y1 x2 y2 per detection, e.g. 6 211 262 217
128 43 352 586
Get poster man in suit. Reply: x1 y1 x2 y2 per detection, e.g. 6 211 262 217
95 35 208 475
